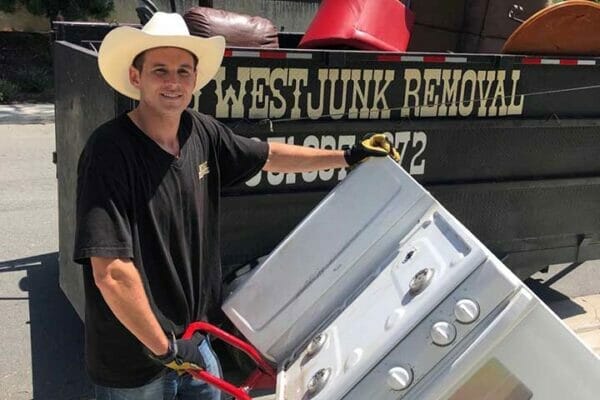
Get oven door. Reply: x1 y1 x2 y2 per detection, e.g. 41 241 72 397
408 288 600 400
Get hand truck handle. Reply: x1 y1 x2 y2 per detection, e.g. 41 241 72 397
183 322 276 400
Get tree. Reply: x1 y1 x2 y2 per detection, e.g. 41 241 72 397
0 0 114 21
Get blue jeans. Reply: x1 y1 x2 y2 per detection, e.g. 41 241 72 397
95 339 223 400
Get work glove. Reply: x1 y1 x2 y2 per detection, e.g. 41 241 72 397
149 332 206 374
344 133 401 166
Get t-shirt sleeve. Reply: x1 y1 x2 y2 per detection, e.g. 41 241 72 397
73 144 134 265
209 117 269 187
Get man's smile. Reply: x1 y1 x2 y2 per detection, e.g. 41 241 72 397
161 92 183 99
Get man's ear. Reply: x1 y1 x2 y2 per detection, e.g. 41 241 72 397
129 66 141 89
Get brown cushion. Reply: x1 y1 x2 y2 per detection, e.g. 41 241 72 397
183 7 279 48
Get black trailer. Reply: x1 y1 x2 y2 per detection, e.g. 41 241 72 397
54 18 600 318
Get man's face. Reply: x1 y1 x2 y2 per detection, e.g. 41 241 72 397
129 47 197 116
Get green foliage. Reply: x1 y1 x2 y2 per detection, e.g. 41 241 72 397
24 0 44 16
0 0 114 20
0 0 17 13
14 66 52 93
0 79 19 103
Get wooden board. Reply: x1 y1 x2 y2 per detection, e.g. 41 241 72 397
502 0 600 55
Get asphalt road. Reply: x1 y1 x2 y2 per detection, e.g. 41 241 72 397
0 120 92 399
0 115 598 399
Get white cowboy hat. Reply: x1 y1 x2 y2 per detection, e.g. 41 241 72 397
98 12 225 100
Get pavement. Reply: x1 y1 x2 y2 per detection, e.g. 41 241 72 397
0 103 598 400
527 262 600 356
550 294 600 355
0 105 86 400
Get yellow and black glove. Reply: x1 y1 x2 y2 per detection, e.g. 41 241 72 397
149 332 206 374
344 133 401 166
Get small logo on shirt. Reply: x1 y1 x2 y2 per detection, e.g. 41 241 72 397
198 162 210 180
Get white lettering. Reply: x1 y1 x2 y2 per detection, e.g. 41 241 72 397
490 71 507 117
269 68 287 119
439 69 460 117
410 131 427 175
212 66 524 121
371 70 394 119
329 69 351 119
507 70 524 115
421 69 441 117
476 71 496 117
249 68 270 119
214 67 245 118
402 69 421 117
288 69 308 120
349 69 371 119
459 70 477 116
394 131 411 164
307 69 328 119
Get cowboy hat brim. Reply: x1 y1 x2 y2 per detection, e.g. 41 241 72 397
98 26 225 100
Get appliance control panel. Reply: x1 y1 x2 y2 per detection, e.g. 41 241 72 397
343 258 519 400
277 209 521 400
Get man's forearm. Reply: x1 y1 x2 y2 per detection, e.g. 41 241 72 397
263 141 348 173
91 257 169 356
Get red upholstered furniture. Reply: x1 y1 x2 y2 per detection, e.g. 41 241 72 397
299 0 415 51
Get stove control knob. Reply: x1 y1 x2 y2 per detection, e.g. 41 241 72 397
387 367 413 391
454 299 480 324
431 321 456 346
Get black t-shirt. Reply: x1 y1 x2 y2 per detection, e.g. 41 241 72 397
73 109 269 387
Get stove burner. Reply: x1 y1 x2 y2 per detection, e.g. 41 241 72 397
409 268 434 296
306 333 328 357
306 368 331 398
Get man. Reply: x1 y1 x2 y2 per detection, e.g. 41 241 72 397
74 12 398 399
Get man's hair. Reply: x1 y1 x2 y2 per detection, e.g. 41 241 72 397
132 47 199 72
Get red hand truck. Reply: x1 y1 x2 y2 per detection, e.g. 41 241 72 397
182 322 277 400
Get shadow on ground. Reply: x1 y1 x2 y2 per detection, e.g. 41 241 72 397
0 253 268 399
0 253 93 399
524 262 586 319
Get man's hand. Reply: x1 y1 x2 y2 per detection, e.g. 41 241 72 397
344 133 401 166
150 332 207 374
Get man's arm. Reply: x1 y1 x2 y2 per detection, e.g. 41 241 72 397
91 256 169 356
263 141 348 173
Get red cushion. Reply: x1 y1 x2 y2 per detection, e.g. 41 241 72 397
299 0 414 51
